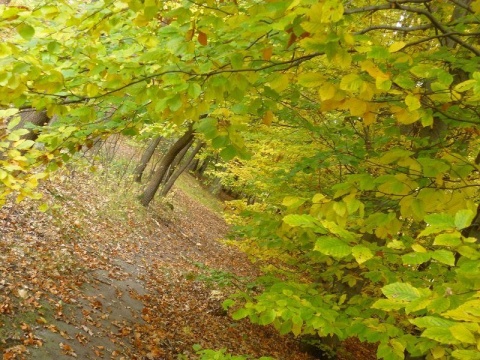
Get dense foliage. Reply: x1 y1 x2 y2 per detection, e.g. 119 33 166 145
0 0 479 358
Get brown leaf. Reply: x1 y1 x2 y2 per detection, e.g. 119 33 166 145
198 31 208 46
263 47 273 60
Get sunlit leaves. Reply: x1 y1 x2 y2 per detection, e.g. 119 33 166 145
314 236 351 258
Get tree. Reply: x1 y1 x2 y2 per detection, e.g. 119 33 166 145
0 0 479 358
140 126 194 206
134 136 163 183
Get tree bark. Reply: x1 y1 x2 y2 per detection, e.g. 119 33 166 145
134 136 162 183
140 126 194 207
12 109 50 141
160 141 204 197
162 138 193 185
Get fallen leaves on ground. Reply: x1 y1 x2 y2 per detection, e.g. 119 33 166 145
0 167 314 359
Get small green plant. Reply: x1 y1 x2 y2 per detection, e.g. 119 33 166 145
192 344 275 360
191 262 244 288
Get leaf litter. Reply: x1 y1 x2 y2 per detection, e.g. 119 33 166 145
0 167 315 359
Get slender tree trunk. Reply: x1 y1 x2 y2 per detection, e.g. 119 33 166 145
134 136 162 183
196 156 212 177
189 158 200 172
140 126 194 207
160 142 204 197
162 138 193 185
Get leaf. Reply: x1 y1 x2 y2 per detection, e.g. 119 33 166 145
382 282 422 301
455 209 475 230
452 350 480 360
410 316 456 328
454 80 476 92
449 324 476 344
17 23 35 40
259 309 276 325
220 145 237 161
198 31 207 46
352 245 373 264
232 308 249 320
263 47 273 61
402 252 431 265
371 299 406 311
433 233 462 247
431 250 455 266
424 213 455 228
263 110 274 126
314 236 351 258
422 327 460 344
283 214 317 228
405 94 421 111
388 41 406 53
318 83 336 101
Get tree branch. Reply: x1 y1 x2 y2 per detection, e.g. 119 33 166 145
356 24 433 34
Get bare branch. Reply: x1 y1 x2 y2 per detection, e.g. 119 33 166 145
356 24 433 34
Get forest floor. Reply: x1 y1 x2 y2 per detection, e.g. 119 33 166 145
0 155 319 360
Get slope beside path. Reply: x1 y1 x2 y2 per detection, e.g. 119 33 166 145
0 170 313 360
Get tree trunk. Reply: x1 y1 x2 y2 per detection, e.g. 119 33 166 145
134 136 162 183
196 155 212 177
162 138 193 185
12 109 50 141
140 126 194 207
160 142 204 197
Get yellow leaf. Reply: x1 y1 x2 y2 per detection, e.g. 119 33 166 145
412 244 427 253
319 83 336 101
430 346 445 359
388 41 406 53
345 98 367 116
395 108 420 124
405 94 421 111
472 0 480 13
263 110 274 126
363 112 376 125
185 29 195 41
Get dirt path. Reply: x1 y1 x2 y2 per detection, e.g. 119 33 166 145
1 170 313 359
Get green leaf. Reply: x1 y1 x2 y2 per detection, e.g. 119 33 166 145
452 350 480 360
417 158 450 177
431 250 455 266
455 209 475 230
17 23 35 40
410 316 456 328
259 309 276 325
352 245 373 264
220 145 237 161
382 282 422 301
222 299 235 310
283 214 318 228
188 83 202 99
449 324 476 344
232 308 249 320
371 299 406 311
402 252 431 265
424 213 456 228
433 233 462 247
279 319 293 335
314 236 351 258
422 327 460 344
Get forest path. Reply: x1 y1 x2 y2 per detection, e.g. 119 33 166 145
0 167 313 360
